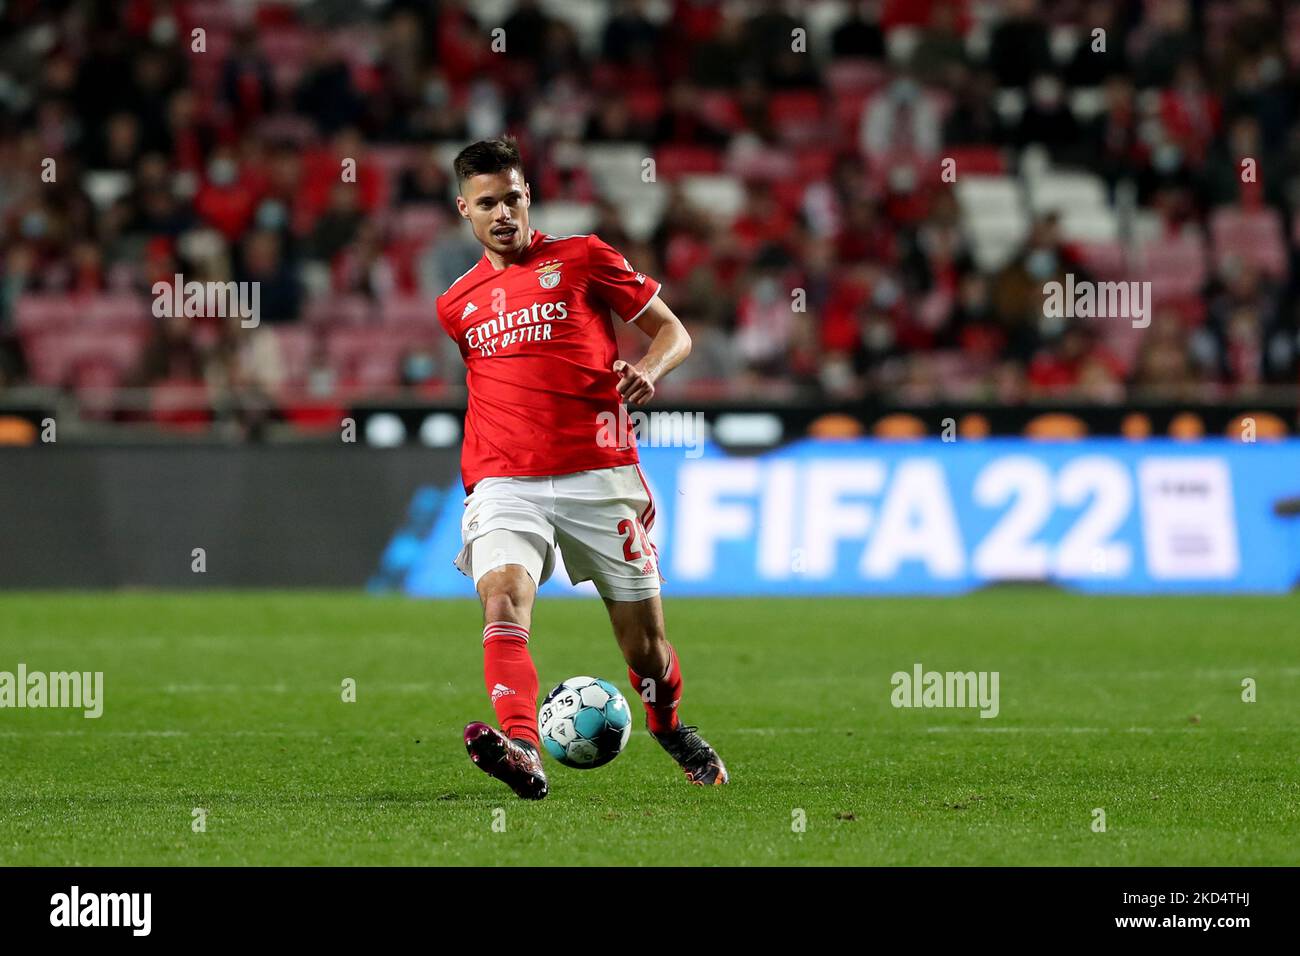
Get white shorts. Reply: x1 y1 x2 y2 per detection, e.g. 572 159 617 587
453 464 662 602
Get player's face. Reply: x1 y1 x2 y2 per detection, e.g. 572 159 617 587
457 169 531 258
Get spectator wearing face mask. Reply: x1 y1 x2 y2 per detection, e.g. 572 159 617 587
991 215 1085 362
237 230 301 325
193 148 260 242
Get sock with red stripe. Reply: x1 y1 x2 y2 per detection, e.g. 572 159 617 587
482 621 540 749
627 644 682 735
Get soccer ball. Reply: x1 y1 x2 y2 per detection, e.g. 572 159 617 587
538 676 632 769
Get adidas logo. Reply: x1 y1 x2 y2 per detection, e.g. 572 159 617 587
490 682 516 703
460 301 478 320
641 559 655 576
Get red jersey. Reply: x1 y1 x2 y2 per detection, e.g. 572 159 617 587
435 231 662 491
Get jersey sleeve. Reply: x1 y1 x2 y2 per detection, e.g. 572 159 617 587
585 235 662 323
434 295 454 340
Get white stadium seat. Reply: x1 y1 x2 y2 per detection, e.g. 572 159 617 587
955 174 1022 214
618 185 669 242
582 144 652 196
957 174 1030 270
530 201 599 239
678 174 746 223
1057 208 1119 242
1027 171 1109 216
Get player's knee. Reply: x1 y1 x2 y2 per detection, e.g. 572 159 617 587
481 588 529 624
478 565 534 623
618 618 666 658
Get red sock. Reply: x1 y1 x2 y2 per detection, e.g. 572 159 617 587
628 644 682 734
482 622 539 748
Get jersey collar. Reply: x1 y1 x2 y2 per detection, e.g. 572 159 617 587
480 229 546 272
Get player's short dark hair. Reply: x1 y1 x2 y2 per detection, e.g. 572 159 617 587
453 137 524 185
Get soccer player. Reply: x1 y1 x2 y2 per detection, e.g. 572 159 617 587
435 137 728 799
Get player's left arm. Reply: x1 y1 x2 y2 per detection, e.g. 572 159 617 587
614 295 692 405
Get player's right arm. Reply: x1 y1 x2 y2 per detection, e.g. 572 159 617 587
613 295 691 406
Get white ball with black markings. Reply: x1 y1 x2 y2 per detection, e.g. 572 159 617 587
538 676 632 769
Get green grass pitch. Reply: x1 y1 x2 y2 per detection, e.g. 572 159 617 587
0 590 1296 866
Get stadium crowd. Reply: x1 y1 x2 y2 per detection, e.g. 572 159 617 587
0 0 1298 426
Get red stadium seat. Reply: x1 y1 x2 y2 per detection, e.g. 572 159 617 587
831 90 873 143
272 327 320 387
825 60 888 95
769 178 805 213
187 1 240 30
795 147 837 180
149 379 212 430
391 205 446 240
655 144 724 178
1209 206 1288 281
727 143 796 182
282 401 348 431
623 88 665 125
70 360 128 419
13 295 79 333
380 296 437 327
1074 240 1127 279
106 261 139 291
1137 229 1208 304
327 325 403 391
83 293 151 329
303 294 375 326
695 91 745 132
768 91 829 145
945 145 1007 175
22 327 150 387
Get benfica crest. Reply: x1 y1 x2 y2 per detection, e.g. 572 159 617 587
535 260 562 289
